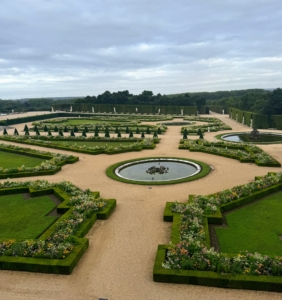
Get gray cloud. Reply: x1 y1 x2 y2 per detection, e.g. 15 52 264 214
0 0 281 99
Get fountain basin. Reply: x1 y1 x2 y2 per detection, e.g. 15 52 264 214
106 157 210 185
220 132 282 144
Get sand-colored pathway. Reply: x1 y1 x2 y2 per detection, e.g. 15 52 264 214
0 113 282 299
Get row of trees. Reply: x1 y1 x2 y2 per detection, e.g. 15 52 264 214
207 88 282 115
77 90 206 109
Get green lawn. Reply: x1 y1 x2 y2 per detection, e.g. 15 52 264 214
0 152 44 168
62 119 131 125
216 191 282 256
0 194 57 239
49 140 137 147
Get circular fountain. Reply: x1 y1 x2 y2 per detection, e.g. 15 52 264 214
220 130 282 144
106 157 210 185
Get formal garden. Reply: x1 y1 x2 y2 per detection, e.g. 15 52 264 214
1 112 282 293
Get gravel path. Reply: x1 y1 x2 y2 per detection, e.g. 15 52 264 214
0 112 282 300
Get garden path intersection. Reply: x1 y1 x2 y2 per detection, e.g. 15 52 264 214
0 112 282 299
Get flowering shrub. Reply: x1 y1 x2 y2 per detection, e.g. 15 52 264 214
182 117 231 132
0 180 107 259
164 172 282 276
181 140 279 165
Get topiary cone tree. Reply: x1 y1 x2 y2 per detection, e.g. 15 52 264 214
33 125 38 132
141 131 145 138
82 130 87 137
64 126 69 133
25 129 29 136
153 131 158 138
146 127 151 134
129 131 134 138
157 127 162 134
125 126 129 133
197 128 202 135
59 129 64 136
36 129 40 136
104 128 110 138
44 125 48 132
74 125 79 133
3 128 8 135
24 124 28 132
54 126 59 132
183 128 188 135
84 126 88 133
117 131 121 138
115 127 119 133
136 127 140 134
48 129 52 136
14 128 19 135
199 131 204 139
183 132 188 139
70 129 75 137
94 131 99 137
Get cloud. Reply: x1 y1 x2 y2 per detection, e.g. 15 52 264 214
0 0 281 99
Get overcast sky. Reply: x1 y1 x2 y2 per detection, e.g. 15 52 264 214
0 0 281 99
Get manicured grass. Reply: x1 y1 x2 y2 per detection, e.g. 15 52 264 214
0 151 44 168
49 140 137 147
216 191 282 256
0 194 57 239
62 119 131 125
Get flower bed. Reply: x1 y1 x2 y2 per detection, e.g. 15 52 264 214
0 136 159 155
179 139 281 167
0 179 116 274
182 117 231 133
0 143 78 179
153 172 282 291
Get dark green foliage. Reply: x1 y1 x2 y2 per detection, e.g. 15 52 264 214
117 131 121 138
125 126 129 133
84 126 88 133
141 131 145 138
136 127 140 134
146 127 151 134
48 129 52 136
82 130 87 137
115 126 119 133
24 124 28 131
153 131 158 138
199 131 204 139
44 125 48 132
54 126 59 132
36 129 40 136
129 131 133 138
3 128 8 135
25 130 29 136
183 128 188 135
70 129 75 137
104 128 110 138
197 128 202 135
74 125 78 133
157 127 162 134
63 126 69 133
33 125 38 132
14 128 19 135
95 125 99 133
94 131 99 137
58 130 64 136
183 132 188 139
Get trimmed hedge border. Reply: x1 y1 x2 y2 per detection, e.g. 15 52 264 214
106 157 211 185
0 184 116 274
179 139 281 167
0 144 78 179
153 174 282 292
0 136 159 155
